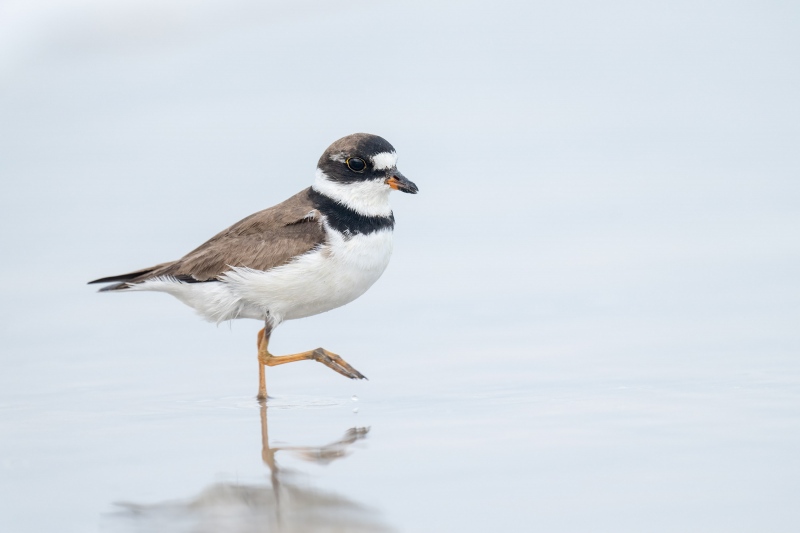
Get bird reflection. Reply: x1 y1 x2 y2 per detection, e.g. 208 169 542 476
110 403 392 533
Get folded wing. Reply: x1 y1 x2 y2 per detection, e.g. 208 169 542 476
89 188 326 291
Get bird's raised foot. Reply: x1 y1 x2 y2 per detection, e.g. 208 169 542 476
258 346 366 380
310 348 367 380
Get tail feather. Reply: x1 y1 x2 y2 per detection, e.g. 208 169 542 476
88 261 176 291
96 281 130 292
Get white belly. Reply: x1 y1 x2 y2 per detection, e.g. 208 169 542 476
228 227 394 325
133 228 394 326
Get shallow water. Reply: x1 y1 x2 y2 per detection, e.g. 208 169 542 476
2 0 800 531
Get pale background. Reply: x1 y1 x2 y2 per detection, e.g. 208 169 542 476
1 1 799 531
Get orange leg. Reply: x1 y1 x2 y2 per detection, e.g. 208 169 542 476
257 327 269 401
256 327 366 400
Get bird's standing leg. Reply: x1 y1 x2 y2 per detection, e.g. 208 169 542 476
257 325 271 401
256 323 366 400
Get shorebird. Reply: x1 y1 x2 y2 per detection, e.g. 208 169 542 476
89 133 418 399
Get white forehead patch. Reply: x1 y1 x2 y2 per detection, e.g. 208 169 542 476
371 151 397 171
328 152 346 163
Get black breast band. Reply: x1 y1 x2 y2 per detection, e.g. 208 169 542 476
309 188 395 236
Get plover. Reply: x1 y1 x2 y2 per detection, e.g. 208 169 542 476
89 133 418 400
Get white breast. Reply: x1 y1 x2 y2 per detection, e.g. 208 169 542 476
222 226 394 326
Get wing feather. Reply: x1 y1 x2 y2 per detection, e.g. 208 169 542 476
90 187 326 289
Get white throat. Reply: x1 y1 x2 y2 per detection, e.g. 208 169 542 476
312 168 393 217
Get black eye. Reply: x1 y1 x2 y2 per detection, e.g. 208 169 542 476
346 157 366 172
